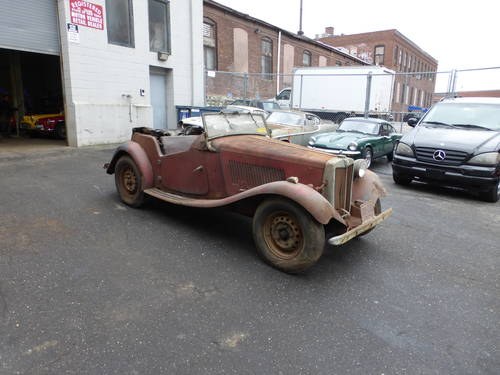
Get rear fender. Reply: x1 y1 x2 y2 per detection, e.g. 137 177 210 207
105 141 154 189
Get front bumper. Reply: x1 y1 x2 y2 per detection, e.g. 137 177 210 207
328 208 393 245
393 155 499 190
308 146 361 157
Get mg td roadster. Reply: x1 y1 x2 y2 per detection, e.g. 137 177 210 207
105 112 392 273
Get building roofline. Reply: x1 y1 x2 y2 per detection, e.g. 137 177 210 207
321 28 437 64
204 0 368 65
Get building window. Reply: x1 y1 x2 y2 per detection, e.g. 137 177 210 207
106 0 135 47
261 37 273 78
149 0 171 53
335 60 342 66
303 50 311 66
393 45 399 65
203 18 216 70
374 45 384 65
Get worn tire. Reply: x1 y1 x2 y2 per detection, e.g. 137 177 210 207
55 123 66 139
393 171 413 185
114 155 145 207
479 181 499 203
252 198 325 273
387 148 394 162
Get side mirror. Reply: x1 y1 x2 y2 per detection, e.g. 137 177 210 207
407 117 418 127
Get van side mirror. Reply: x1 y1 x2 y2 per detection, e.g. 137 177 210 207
407 117 418 127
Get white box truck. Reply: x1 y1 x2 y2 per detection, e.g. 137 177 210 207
283 66 395 122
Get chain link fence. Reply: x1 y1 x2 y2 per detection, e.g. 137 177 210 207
204 66 500 133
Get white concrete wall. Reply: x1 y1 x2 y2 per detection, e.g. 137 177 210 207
57 0 204 147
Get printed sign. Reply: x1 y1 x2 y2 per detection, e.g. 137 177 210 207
70 0 104 30
67 23 80 43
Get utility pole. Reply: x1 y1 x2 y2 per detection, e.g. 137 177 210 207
298 0 304 36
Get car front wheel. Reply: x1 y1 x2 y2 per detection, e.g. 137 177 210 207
253 198 325 273
480 181 500 203
362 147 373 168
115 155 145 207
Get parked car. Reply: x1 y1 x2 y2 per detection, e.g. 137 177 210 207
403 111 424 122
308 117 402 168
105 112 392 273
266 110 338 146
392 97 500 202
229 99 281 112
20 112 66 139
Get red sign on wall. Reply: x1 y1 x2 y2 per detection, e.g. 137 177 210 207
70 0 104 30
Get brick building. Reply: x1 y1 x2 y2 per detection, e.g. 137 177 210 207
317 28 438 118
203 0 366 103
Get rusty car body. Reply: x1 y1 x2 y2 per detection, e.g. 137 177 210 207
105 112 392 272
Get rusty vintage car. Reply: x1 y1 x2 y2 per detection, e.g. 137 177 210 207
105 112 392 272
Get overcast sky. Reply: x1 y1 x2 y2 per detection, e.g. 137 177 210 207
215 0 500 90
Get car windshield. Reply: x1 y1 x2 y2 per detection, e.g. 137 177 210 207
267 112 304 126
261 101 281 111
338 121 378 135
421 102 500 131
203 112 268 139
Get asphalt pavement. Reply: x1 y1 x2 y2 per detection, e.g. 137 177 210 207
0 144 498 374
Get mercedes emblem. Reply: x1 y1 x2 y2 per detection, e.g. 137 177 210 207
433 149 446 161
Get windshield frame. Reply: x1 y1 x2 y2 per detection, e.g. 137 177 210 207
202 111 270 140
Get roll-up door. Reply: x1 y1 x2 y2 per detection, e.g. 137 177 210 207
0 0 60 55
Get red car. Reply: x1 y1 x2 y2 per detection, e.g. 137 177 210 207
20 113 66 139
105 112 392 272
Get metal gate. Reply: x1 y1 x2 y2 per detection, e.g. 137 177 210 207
0 0 60 55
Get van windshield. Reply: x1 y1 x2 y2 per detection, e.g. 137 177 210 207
422 102 500 131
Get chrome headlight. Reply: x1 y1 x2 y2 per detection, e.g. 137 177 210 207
467 152 500 166
347 142 358 151
353 159 368 178
394 142 414 157
308 136 317 145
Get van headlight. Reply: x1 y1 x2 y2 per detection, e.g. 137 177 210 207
467 152 500 166
394 142 414 157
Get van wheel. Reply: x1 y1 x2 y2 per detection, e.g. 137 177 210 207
480 181 499 203
115 155 144 207
253 198 325 273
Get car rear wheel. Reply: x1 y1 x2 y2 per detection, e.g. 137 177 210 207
55 123 66 139
393 171 413 185
480 181 499 203
253 198 325 273
362 147 373 168
115 155 145 207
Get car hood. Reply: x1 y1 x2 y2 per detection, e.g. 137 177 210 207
211 135 334 184
312 132 369 149
403 124 500 153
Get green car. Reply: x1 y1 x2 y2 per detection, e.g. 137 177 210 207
308 117 402 168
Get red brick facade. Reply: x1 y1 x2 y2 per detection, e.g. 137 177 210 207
318 29 438 116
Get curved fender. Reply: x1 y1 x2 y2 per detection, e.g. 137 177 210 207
231 181 343 225
352 169 387 203
105 141 154 189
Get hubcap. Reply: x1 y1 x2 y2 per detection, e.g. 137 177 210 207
264 212 303 259
122 167 137 194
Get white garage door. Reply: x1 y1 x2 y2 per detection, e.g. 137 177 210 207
0 0 60 55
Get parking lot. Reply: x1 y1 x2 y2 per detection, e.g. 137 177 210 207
0 145 498 374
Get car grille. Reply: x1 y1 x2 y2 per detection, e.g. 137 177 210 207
415 147 468 165
228 160 285 187
322 158 354 213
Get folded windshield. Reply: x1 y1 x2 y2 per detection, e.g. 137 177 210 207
203 112 268 139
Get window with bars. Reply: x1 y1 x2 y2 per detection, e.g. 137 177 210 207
203 18 216 70
261 37 273 79
149 0 170 53
374 45 385 65
302 50 311 66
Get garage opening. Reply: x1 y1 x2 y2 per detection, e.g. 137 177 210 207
0 48 65 151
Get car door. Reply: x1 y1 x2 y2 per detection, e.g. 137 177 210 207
378 123 395 156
